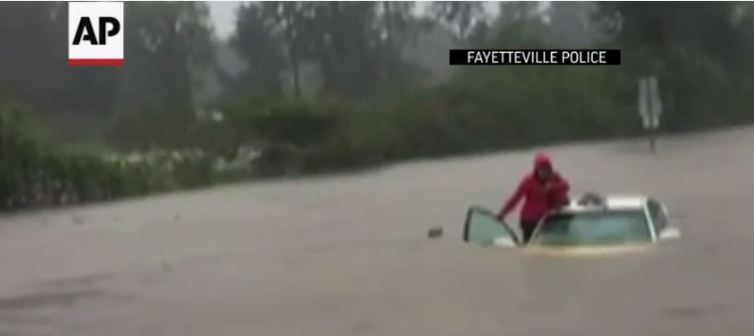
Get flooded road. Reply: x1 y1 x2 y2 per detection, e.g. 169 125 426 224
2 127 754 336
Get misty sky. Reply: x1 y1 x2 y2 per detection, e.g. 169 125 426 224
208 1 243 39
207 1 506 40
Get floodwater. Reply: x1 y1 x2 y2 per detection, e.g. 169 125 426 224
1 127 754 336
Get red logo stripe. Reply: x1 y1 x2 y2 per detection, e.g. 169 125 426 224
68 59 124 67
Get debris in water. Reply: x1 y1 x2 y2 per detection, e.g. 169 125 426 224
72 215 85 226
428 227 443 239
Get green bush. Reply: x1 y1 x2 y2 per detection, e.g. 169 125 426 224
172 156 213 188
219 65 642 178
0 100 172 211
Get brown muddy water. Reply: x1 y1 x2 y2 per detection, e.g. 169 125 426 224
1 127 753 336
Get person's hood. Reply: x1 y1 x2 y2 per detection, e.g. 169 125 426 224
534 153 553 171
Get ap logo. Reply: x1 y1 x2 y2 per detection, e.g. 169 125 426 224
68 2 124 66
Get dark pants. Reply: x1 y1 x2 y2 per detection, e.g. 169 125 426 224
520 220 538 244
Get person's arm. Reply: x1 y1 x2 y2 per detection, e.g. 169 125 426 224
549 176 569 195
498 180 526 220
547 175 570 208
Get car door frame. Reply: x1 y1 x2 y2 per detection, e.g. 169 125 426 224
462 206 521 246
642 201 659 242
646 198 677 241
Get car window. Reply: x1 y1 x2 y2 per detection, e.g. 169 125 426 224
647 199 668 233
530 210 652 247
463 207 519 247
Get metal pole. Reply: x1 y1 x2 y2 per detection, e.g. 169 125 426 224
639 75 662 153
647 76 662 153
639 77 653 152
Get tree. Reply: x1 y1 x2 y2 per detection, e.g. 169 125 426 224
547 2 605 48
230 2 423 100
428 1 487 42
477 2 549 49
111 2 214 148
303 2 382 98
598 2 751 75
230 2 287 97
596 2 754 130
0 3 119 141
304 2 424 99
498 1 540 27
381 2 416 84
278 2 310 98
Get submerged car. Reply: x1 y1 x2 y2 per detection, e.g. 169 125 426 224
463 194 681 251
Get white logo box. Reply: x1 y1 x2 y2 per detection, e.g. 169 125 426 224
68 1 124 66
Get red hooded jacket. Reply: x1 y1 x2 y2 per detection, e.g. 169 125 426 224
498 154 570 223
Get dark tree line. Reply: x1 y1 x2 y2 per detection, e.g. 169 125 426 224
3 2 754 210
0 2 213 147
228 2 426 101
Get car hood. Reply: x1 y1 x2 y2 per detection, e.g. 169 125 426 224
519 244 654 257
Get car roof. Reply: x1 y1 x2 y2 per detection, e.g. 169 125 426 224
559 195 647 213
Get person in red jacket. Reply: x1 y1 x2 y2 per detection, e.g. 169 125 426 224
497 153 570 243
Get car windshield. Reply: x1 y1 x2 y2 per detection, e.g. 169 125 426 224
530 210 652 247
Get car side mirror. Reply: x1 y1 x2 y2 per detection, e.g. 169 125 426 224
658 227 681 241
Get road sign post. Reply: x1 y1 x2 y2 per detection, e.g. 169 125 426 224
639 75 662 153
